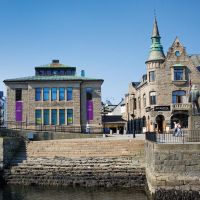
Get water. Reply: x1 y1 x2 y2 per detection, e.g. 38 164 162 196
0 185 148 200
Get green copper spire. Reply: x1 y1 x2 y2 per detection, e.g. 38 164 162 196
146 17 165 63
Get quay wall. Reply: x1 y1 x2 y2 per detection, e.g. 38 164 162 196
145 141 200 199
0 137 22 170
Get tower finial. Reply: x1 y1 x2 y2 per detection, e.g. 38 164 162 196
154 9 156 18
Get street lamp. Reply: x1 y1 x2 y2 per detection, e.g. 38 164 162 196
102 103 108 137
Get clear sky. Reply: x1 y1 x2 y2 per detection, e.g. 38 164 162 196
0 0 200 104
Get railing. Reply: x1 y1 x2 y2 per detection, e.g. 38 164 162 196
2 121 103 134
146 130 200 144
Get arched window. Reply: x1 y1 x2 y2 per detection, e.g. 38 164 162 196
143 94 146 107
172 90 186 103
149 91 156 105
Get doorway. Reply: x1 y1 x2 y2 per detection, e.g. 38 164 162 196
156 115 165 133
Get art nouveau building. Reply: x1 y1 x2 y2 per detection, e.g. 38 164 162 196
4 60 103 132
124 18 200 133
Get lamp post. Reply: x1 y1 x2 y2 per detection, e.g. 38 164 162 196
102 103 108 137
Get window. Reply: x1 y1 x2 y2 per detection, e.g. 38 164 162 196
51 109 57 125
174 69 183 80
43 109 49 125
59 88 65 101
43 88 49 101
86 88 92 100
35 109 42 125
138 97 141 109
150 91 156 105
35 88 41 101
16 89 22 101
143 94 146 107
47 70 51 75
52 70 58 75
51 88 57 101
67 109 73 125
133 98 137 110
172 90 186 103
59 109 65 125
67 87 73 101
149 71 155 82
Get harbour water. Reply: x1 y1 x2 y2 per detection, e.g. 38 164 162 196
0 185 148 200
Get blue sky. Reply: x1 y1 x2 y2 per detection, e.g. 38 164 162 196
0 0 200 104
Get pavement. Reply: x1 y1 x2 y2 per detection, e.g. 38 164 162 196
104 133 145 140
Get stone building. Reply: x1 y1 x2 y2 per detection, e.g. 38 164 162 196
4 60 103 132
125 18 200 133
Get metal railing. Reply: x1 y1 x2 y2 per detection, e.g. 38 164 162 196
2 121 103 134
145 130 200 144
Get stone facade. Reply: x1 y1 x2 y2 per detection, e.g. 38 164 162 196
4 60 103 132
124 18 200 133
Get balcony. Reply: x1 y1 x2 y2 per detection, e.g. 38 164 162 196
171 103 192 111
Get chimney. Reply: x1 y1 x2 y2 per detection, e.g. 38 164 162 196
52 59 59 64
81 70 85 77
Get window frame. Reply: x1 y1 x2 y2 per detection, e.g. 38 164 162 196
43 88 50 101
16 89 22 101
35 109 42 125
51 109 57 125
149 71 155 82
43 109 50 125
35 88 42 101
51 88 57 101
149 91 156 105
59 109 65 125
67 87 73 101
59 87 65 101
67 109 73 125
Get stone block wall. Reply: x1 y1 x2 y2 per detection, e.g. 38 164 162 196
0 137 22 170
145 141 200 196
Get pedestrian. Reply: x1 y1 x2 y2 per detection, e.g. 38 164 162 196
173 122 178 136
176 123 182 136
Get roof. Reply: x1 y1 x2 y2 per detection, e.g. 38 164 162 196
152 17 160 38
190 54 200 69
102 115 126 123
131 82 140 88
4 75 104 83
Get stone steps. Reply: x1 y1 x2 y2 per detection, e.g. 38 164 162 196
4 138 145 187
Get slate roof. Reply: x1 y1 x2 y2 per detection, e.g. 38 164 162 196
190 54 200 71
102 115 126 123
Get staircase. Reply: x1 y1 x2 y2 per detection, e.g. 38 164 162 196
4 138 146 188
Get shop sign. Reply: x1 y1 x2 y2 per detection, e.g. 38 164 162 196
154 106 170 111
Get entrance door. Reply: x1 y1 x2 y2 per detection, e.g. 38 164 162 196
156 115 165 133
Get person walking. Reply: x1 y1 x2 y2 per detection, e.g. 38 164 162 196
176 123 182 136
